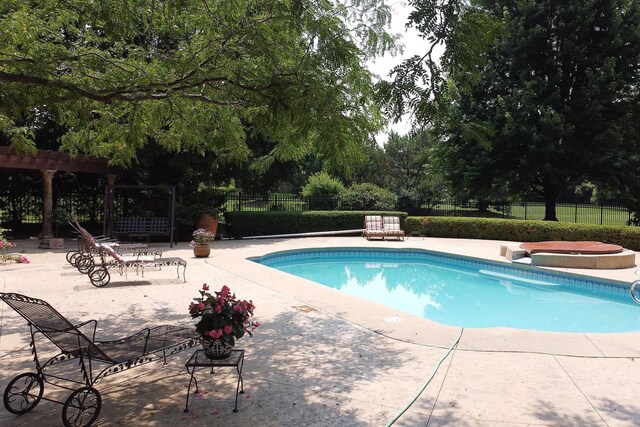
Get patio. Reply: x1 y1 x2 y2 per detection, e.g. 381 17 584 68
1 236 639 426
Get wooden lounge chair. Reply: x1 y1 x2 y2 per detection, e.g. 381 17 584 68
383 216 405 241
363 215 386 240
0 292 197 427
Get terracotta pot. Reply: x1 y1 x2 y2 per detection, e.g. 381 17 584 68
193 243 211 258
197 214 218 236
49 237 65 249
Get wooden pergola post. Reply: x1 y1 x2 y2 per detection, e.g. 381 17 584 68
105 174 117 236
41 169 56 237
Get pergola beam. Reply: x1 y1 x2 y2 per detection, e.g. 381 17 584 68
0 147 120 175
0 147 121 240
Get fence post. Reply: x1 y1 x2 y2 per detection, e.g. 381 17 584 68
600 203 604 225
575 203 578 224
524 202 527 220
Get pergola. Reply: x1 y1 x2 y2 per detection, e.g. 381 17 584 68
0 146 120 238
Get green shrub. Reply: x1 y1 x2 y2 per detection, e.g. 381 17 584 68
340 183 397 210
301 172 345 210
405 216 640 250
225 211 408 238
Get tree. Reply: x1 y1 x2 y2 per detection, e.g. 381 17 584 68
382 129 443 197
376 0 502 128
437 0 640 220
0 0 395 166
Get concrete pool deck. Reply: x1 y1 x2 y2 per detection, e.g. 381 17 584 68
1 236 639 426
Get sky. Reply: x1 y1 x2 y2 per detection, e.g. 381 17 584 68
367 1 424 145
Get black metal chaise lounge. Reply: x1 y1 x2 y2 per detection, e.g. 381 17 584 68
1 292 198 427
68 220 186 287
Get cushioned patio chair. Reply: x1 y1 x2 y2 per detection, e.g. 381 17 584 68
363 215 386 240
383 216 405 241
0 292 197 427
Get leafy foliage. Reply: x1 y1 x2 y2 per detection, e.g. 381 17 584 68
1 0 395 166
436 0 640 220
301 172 345 209
376 0 502 127
225 210 406 237
405 216 640 250
340 182 397 210
382 129 447 199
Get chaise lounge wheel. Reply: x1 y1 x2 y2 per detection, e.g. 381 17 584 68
89 268 110 287
3 372 44 414
66 251 80 265
62 386 102 427
76 255 94 274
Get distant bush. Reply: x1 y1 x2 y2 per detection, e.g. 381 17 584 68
340 183 397 210
225 211 407 238
404 216 640 250
301 172 345 210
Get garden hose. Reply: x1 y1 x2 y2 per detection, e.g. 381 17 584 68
386 327 464 427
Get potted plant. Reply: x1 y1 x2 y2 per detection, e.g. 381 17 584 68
196 209 220 237
190 228 216 257
189 284 259 359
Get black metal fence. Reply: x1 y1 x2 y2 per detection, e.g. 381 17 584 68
1 191 635 234
224 193 634 227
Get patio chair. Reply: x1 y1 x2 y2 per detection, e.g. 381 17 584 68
0 292 198 427
383 216 405 241
362 215 386 240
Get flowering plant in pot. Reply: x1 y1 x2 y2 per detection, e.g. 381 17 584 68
189 284 259 359
190 228 216 257
191 228 216 244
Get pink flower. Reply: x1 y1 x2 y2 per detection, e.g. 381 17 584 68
202 283 209 291
19 256 30 264
223 325 232 334
215 305 222 314
220 285 230 298
206 329 223 339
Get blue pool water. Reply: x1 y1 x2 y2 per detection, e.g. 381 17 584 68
253 248 640 333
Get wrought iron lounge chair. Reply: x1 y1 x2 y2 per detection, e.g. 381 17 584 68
1 292 198 427
68 220 186 287
362 215 386 240
66 219 148 275
88 243 187 287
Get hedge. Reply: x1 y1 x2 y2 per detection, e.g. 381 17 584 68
405 216 640 251
225 211 408 238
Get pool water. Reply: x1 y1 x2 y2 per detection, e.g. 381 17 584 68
253 248 640 333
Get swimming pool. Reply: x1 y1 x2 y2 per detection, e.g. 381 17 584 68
253 248 640 333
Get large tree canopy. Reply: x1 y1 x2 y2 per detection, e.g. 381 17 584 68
0 0 396 166
437 0 640 220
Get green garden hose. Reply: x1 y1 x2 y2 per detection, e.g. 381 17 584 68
386 327 464 427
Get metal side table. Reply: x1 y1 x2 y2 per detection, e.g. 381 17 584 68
184 349 245 413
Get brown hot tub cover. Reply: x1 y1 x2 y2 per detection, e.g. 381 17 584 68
519 241 624 255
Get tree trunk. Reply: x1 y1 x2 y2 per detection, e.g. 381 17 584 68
543 183 559 221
